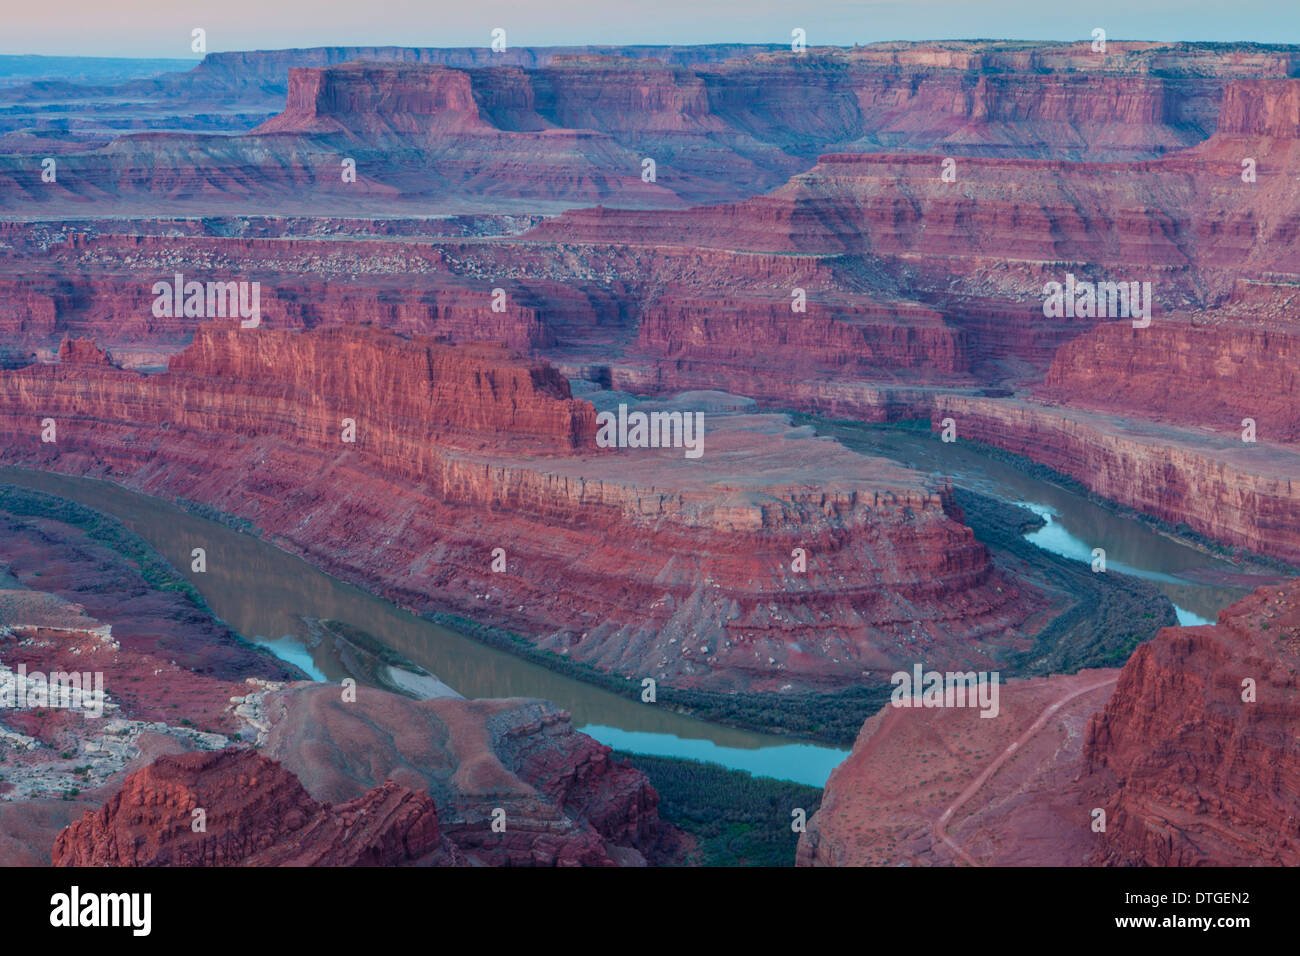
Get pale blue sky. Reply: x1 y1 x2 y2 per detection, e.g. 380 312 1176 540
7 0 1300 58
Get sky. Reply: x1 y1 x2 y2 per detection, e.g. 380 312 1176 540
6 0 1300 58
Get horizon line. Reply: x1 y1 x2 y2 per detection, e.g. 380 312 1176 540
7 37 1300 61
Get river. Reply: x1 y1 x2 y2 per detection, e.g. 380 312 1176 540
0 427 1249 786
820 423 1251 625
0 466 846 786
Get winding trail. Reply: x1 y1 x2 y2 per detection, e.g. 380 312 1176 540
933 675 1118 867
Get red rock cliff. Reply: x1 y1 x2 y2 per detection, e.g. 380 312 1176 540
1040 321 1300 443
10 41 1287 215
798 583 1300 867
51 748 460 866
257 63 492 137
934 395 1300 565
165 325 595 454
1086 582 1300 866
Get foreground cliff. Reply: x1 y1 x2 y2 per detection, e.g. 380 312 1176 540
256 684 660 866
52 749 462 866
1086 583 1300 866
799 581 1300 866
0 485 310 864
50 682 667 867
0 481 303 853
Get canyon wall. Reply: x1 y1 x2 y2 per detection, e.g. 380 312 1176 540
0 326 1034 691
8 69 1300 414
1040 321 1300 442
0 44 789 151
933 396 1300 564
528 75 1300 395
6 41 1293 214
0 234 574 360
1086 582 1300 866
634 293 970 382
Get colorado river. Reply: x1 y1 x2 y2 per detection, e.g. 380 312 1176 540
0 466 846 786
0 424 1252 787
820 422 1252 625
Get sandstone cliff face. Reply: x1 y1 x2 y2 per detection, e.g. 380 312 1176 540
257 63 492 137
799 584 1300 868
534 150 1203 264
0 326 1033 690
55 337 114 366
1216 79 1300 139
0 324 593 456
634 293 971 384
1086 583 1300 866
51 748 461 866
1040 321 1300 442
165 325 595 454
933 395 1300 565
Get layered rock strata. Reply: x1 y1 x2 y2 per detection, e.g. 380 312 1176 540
933 395 1300 565
1086 583 1300 866
0 326 1033 691
6 41 1294 214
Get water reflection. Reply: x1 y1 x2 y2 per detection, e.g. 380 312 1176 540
1021 504 1212 625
